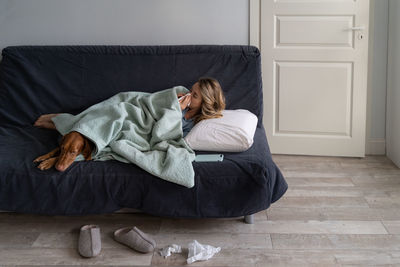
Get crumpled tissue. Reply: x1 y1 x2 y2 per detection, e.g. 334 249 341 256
159 244 182 258
187 240 221 264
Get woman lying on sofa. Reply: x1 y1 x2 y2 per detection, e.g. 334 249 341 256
33 77 226 182
34 77 226 137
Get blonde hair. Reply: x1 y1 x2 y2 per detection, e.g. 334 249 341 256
194 77 226 124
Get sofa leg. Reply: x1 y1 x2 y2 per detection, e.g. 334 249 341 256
244 214 254 224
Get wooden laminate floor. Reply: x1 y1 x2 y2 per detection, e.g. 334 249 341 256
0 155 400 266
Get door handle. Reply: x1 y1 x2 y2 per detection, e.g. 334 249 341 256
348 26 365 31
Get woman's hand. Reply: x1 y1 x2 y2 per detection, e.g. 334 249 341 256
179 94 191 110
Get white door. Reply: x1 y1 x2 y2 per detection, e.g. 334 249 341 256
258 0 370 157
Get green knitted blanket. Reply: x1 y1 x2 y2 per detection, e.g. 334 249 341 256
52 86 195 188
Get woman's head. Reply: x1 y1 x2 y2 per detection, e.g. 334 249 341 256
190 77 225 123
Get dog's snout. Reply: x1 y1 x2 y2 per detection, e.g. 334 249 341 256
55 151 76 172
55 163 68 172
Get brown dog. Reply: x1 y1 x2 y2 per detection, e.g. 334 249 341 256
34 131 94 172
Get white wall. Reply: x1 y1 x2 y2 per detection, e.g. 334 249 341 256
386 0 400 167
0 0 248 53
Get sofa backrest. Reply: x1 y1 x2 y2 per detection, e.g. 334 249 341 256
0 45 263 127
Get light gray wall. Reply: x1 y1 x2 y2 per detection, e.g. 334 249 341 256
386 0 400 167
369 0 388 140
0 0 248 53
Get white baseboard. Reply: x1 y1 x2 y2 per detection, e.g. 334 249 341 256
366 138 386 155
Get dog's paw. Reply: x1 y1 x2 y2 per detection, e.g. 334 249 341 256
33 148 60 163
37 157 58 170
33 154 50 163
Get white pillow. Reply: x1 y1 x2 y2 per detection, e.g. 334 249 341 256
184 109 258 152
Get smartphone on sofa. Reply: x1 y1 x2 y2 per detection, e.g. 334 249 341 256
194 154 224 162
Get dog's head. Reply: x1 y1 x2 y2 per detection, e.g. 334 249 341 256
55 131 93 172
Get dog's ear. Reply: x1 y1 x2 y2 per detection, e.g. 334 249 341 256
82 138 94 161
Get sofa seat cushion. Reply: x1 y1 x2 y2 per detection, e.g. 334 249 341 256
0 125 287 217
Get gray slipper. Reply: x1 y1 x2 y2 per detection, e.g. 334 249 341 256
114 226 156 253
78 224 101 258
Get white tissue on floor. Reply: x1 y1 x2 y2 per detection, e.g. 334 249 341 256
187 240 221 264
159 244 182 258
